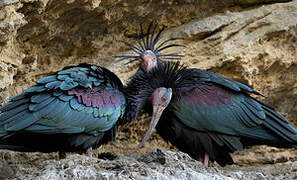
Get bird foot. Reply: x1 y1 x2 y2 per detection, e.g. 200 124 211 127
86 147 93 157
203 153 209 167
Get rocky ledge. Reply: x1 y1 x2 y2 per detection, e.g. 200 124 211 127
0 149 296 179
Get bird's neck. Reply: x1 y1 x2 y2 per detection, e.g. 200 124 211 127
120 87 151 124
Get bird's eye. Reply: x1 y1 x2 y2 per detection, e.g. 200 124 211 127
161 97 166 102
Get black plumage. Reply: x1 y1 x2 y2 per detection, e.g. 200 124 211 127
118 24 296 166
0 63 126 158
122 60 297 166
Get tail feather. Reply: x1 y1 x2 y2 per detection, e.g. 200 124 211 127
262 105 288 123
263 119 297 143
261 104 297 146
265 110 296 134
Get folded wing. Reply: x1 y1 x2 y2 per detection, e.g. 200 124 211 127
0 64 126 142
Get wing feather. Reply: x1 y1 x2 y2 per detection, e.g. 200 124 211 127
31 93 52 103
0 98 30 112
0 104 29 124
0 64 126 140
191 69 261 95
4 111 38 131
171 81 297 150
29 96 56 111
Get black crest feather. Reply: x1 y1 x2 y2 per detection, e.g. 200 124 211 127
115 23 185 64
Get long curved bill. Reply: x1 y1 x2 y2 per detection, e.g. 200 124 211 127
133 106 163 152
133 87 172 152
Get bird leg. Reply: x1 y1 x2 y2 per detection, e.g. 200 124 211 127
58 151 66 159
86 147 93 157
203 153 209 167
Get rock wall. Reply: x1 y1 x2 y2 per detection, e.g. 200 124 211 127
0 0 297 174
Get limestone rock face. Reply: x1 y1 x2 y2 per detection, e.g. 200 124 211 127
0 1 26 92
0 0 297 177
0 149 296 179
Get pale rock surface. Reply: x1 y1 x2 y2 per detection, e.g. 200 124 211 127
0 149 296 179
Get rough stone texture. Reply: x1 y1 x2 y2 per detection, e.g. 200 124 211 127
0 2 26 92
0 149 296 179
0 0 297 178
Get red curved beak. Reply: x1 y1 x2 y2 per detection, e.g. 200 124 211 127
133 88 172 151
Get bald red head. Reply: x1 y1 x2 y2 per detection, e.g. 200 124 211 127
140 50 158 72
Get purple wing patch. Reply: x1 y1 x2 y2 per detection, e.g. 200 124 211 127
68 87 121 108
180 84 232 107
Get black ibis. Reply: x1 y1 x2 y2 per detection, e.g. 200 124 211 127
0 63 126 158
119 24 297 166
